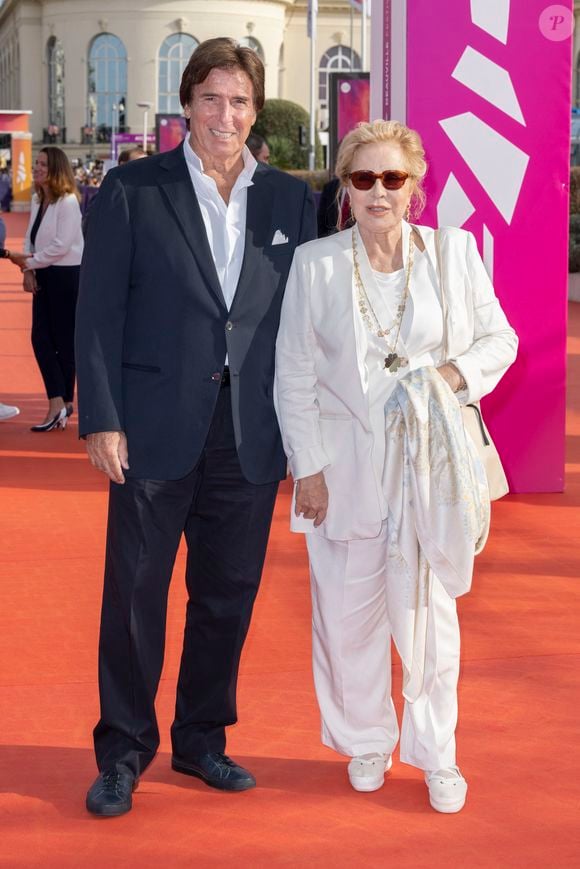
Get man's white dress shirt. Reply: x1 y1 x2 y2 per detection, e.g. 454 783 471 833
183 137 257 311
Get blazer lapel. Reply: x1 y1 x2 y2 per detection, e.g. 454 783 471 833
157 145 226 310
229 166 274 315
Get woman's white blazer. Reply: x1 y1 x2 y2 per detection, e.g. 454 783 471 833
24 192 84 269
274 221 518 541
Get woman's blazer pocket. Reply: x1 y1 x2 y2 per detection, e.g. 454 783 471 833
293 415 382 541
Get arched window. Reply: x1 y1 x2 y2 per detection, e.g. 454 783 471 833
318 45 361 125
47 37 65 129
158 33 198 113
88 34 128 135
239 36 264 61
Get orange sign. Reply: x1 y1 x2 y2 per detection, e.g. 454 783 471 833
10 132 33 210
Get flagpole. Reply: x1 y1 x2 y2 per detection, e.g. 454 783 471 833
308 0 317 171
361 0 367 69
350 4 354 55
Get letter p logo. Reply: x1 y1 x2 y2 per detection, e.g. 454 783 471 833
539 5 574 42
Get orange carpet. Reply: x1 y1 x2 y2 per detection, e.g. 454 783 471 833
1 210 579 867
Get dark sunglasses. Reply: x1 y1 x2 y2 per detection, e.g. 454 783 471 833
348 170 410 191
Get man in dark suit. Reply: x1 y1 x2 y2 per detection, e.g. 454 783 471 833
76 37 316 817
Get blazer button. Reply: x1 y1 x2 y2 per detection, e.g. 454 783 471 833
225 320 233 331
211 372 221 382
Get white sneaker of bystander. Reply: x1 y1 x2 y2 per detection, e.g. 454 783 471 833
0 403 20 421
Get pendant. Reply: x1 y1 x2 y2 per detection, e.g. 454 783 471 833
384 353 408 374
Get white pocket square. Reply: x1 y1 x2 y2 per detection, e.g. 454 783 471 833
271 229 289 246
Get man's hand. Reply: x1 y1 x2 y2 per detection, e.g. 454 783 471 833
86 431 129 484
295 471 329 527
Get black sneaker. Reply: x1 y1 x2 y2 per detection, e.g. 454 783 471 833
171 752 256 791
86 769 136 817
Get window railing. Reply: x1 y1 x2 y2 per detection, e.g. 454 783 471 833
80 124 127 144
43 126 67 144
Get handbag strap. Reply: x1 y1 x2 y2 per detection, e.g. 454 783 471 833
434 227 449 364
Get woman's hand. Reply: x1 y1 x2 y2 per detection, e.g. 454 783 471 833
22 270 38 294
436 363 466 394
295 471 329 527
9 252 29 270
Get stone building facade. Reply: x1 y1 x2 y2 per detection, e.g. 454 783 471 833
0 0 370 149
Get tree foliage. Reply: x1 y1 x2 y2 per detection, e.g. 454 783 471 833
252 99 322 170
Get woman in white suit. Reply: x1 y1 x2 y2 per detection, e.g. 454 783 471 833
275 120 517 813
10 147 83 431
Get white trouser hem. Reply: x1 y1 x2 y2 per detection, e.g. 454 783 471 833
322 733 396 758
399 746 457 772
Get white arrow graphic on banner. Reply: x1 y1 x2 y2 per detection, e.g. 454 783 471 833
452 46 525 125
437 172 475 228
17 152 26 185
470 0 510 44
439 111 529 224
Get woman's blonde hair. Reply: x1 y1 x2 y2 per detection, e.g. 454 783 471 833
36 146 80 204
335 119 427 221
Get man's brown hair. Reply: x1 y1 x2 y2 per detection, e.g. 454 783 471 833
179 37 265 113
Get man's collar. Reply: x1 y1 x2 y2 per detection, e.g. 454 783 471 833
183 137 257 182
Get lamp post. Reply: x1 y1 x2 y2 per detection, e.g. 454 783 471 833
116 98 126 160
111 102 117 162
88 93 96 163
137 101 152 152
361 0 368 70
307 0 318 171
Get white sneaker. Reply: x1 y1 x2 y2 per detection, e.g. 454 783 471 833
425 766 467 813
0 403 19 421
348 753 392 792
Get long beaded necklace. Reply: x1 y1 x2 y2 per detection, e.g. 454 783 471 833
352 227 414 374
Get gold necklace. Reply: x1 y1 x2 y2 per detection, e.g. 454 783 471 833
352 227 414 374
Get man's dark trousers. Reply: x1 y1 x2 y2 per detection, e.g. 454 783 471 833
94 381 278 778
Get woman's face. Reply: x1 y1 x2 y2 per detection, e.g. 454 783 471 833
33 152 49 189
347 141 414 237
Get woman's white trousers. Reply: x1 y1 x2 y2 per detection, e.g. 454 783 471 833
306 522 461 771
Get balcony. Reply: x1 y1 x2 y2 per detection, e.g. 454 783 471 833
42 126 67 145
80 124 127 145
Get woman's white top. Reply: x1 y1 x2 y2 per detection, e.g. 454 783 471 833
24 192 84 269
366 248 444 518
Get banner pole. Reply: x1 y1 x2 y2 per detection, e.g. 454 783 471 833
308 0 317 170
361 0 368 69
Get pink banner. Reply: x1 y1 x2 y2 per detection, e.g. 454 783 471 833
337 77 370 143
382 1 572 492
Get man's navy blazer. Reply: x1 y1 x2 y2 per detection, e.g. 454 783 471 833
75 144 316 483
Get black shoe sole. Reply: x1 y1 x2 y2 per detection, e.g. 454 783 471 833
86 799 132 817
171 758 256 792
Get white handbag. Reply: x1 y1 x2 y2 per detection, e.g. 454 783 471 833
434 228 509 501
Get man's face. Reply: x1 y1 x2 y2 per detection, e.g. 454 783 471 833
185 67 257 163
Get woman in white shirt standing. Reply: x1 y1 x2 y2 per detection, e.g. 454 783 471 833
275 120 518 813
11 147 83 431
